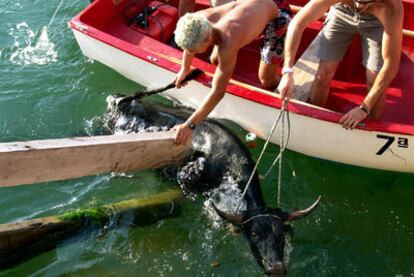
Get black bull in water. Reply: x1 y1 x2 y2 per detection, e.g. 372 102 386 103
105 96 320 276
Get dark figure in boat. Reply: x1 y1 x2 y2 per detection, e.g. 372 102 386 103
171 0 292 145
105 95 320 276
277 0 403 129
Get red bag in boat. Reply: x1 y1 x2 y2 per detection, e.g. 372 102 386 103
129 1 178 43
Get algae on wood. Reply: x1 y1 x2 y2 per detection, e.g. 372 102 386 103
0 188 184 268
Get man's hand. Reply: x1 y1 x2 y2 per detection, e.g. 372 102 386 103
277 73 294 99
173 123 193 145
339 107 368 129
174 68 191 89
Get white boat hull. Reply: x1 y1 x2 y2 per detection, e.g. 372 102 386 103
72 29 414 173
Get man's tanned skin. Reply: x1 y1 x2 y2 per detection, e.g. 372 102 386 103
173 0 282 145
277 0 403 129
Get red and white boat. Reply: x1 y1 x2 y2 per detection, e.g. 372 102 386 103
69 0 414 173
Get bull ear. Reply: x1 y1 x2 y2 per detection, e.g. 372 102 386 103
212 203 244 224
287 196 321 221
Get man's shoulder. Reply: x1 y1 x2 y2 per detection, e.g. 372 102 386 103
374 0 403 33
303 0 343 13
216 38 240 60
389 0 404 15
382 0 404 22
310 0 342 6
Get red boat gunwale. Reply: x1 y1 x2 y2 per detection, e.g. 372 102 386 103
69 0 414 136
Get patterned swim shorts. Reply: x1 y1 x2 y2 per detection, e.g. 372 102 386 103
260 6 292 65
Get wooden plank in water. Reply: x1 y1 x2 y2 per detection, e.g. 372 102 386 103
292 32 322 102
0 189 184 268
0 131 190 187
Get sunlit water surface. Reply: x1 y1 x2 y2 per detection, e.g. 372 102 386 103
0 1 413 276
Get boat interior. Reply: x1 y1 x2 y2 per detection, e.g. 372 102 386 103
78 0 414 128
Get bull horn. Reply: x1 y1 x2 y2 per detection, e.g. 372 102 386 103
287 196 321 221
212 203 244 224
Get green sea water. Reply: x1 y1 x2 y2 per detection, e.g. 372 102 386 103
0 1 413 276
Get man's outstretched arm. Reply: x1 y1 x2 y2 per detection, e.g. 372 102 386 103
174 51 237 145
278 0 337 99
340 7 403 129
175 50 195 88
362 13 403 112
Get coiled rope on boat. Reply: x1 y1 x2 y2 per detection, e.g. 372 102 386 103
236 98 291 212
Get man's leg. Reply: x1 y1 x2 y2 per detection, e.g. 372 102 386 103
258 61 280 90
309 60 340 106
312 5 357 105
258 10 291 91
366 69 386 119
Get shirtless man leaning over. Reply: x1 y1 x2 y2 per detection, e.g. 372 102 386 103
277 0 403 129
172 0 292 145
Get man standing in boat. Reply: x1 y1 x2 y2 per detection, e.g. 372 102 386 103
277 0 403 129
172 0 292 145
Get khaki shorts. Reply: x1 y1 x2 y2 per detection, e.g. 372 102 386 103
318 3 384 72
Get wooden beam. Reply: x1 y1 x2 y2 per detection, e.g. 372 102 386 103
0 131 190 187
0 189 184 268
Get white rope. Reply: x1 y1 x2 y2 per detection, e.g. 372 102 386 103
240 213 281 225
277 101 289 207
261 101 290 207
47 0 65 28
262 109 291 180
236 98 290 212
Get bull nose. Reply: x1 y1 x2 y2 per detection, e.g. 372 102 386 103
265 261 286 276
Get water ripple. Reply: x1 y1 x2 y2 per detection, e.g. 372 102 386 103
19 176 109 221
8 23 57 65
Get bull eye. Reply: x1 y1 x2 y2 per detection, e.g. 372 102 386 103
251 231 259 241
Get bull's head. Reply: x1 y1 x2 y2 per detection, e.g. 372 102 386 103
213 196 321 276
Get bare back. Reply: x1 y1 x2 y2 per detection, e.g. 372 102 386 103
199 0 279 51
